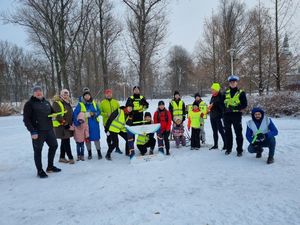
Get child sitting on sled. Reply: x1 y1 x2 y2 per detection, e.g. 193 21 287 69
172 116 186 148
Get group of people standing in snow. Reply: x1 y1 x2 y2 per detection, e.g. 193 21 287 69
23 74 279 178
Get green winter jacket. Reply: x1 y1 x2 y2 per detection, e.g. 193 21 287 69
99 98 120 126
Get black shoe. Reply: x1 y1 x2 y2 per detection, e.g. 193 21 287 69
37 170 48 178
267 156 274 164
46 166 61 173
209 146 218 150
115 148 123 154
105 154 112 161
149 149 154 155
256 152 262 158
166 150 170 155
237 152 243 157
222 146 227 150
97 150 102 160
225 150 231 155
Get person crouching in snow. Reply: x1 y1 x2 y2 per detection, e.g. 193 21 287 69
136 112 156 155
104 102 135 160
154 101 172 155
73 112 89 161
188 101 205 150
172 116 186 148
246 107 278 164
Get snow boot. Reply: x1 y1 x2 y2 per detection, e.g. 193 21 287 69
37 170 48 178
88 150 92 160
59 158 69 163
267 156 274 164
209 145 218 150
149 149 154 155
69 159 75 164
115 148 123 154
237 152 243 157
166 149 170 155
46 166 61 173
225 150 231 155
80 155 85 161
76 156 80 161
105 154 112 161
129 150 136 160
97 149 102 160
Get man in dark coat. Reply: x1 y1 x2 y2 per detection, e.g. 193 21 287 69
23 86 61 178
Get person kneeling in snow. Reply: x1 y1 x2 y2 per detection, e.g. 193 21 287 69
246 108 278 164
172 116 186 148
136 112 156 155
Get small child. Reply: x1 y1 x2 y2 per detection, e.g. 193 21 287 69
188 101 205 150
172 116 186 148
73 112 89 161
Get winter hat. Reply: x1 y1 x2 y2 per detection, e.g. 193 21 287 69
173 116 182 122
126 101 134 108
174 90 180 97
104 89 112 94
158 100 165 106
211 83 221 92
82 87 90 93
228 75 239 82
144 112 152 118
194 92 201 98
133 86 140 91
83 87 91 97
192 101 199 107
33 85 42 93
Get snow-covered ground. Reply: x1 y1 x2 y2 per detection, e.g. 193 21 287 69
0 96 300 225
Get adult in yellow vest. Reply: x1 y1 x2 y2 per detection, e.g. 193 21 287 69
52 89 75 164
126 86 149 125
223 75 247 157
73 88 102 160
169 90 186 123
99 89 122 154
104 102 134 160
136 112 156 155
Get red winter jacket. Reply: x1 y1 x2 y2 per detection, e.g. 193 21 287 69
154 108 172 133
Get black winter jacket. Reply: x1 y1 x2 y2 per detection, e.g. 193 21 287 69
23 96 54 134
209 93 225 119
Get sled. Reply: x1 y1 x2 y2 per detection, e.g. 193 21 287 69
125 123 161 135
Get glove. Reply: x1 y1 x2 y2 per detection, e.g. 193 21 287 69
85 138 90 143
256 133 266 142
106 131 110 136
64 124 70 130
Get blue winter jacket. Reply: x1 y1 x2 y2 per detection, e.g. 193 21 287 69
246 107 278 143
73 97 101 141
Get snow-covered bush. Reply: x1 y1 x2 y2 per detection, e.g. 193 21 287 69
246 92 300 117
0 103 14 116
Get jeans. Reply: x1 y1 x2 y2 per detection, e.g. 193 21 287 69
76 142 85 156
248 136 276 157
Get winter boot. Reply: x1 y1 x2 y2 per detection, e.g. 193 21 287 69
256 152 262 158
267 156 274 164
225 150 231 155
149 149 154 155
115 148 123 154
37 170 48 178
76 156 80 161
59 158 69 163
209 145 218 150
105 154 112 161
129 150 136 160
158 148 164 154
237 152 243 157
46 166 61 173
166 149 170 155
97 149 102 160
88 150 92 160
69 159 75 164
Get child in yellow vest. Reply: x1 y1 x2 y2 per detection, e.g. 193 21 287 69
188 101 205 149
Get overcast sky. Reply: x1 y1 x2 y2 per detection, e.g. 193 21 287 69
0 0 297 53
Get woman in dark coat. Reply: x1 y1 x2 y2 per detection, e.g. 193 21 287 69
52 89 75 164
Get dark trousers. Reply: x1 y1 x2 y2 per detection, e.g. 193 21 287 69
157 131 170 151
106 131 129 156
137 137 156 155
60 138 74 160
191 128 201 148
76 142 85 156
32 129 58 172
223 114 243 153
106 133 120 151
210 117 226 147
248 137 276 157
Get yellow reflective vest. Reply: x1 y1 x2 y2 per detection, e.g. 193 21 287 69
188 110 204 128
130 95 145 112
52 101 64 127
136 133 150 145
224 89 243 112
79 101 100 122
170 100 184 120
109 109 127 133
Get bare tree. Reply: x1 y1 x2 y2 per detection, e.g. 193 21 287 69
123 0 168 96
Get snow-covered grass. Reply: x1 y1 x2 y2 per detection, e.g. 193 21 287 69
0 97 300 225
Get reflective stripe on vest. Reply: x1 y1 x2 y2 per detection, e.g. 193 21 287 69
247 117 270 135
79 101 100 122
52 101 65 127
171 100 183 119
189 110 203 128
224 89 243 112
136 134 149 145
130 95 144 111
199 101 208 119
109 109 126 133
